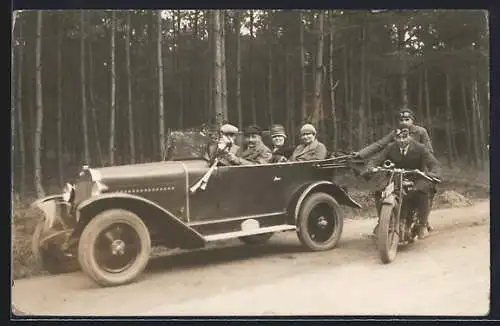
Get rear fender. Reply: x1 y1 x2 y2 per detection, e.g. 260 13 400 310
76 193 205 248
292 181 362 221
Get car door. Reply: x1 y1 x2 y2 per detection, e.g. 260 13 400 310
216 164 287 219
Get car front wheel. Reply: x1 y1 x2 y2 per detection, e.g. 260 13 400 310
296 192 344 251
78 209 151 287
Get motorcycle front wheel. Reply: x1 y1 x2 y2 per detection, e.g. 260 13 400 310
377 204 400 264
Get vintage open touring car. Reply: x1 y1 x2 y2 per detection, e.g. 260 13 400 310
31 130 363 287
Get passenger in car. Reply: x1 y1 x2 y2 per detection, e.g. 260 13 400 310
224 125 273 165
204 123 240 163
290 124 327 161
269 124 295 163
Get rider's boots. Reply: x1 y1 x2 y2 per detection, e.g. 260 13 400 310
416 193 431 239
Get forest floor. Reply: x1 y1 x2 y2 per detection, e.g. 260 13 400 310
11 160 490 280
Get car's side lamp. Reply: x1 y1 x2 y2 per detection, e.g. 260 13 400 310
91 181 109 196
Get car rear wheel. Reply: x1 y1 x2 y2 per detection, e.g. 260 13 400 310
238 232 274 245
296 192 344 251
78 209 151 287
32 220 80 274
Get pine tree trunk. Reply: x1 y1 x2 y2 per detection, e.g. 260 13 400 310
157 11 166 160
366 70 372 144
249 12 257 124
470 76 481 168
88 40 103 166
444 72 453 167
460 78 473 164
34 11 45 197
176 10 184 128
424 67 432 136
329 12 338 151
213 10 223 126
348 40 355 151
235 12 243 130
472 74 487 168
126 12 136 163
313 12 325 141
16 15 26 194
267 27 274 125
221 11 228 122
299 12 307 123
397 22 408 108
57 16 64 185
357 22 366 149
109 11 117 165
343 45 349 149
80 11 90 165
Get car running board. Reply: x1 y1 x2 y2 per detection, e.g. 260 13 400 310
203 225 297 242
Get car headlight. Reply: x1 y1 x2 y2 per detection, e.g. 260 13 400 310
62 183 75 202
91 181 109 196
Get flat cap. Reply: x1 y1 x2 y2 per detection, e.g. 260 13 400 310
244 125 262 136
270 124 287 137
300 123 317 135
220 123 239 135
398 107 415 119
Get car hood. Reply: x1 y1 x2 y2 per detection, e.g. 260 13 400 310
89 160 208 186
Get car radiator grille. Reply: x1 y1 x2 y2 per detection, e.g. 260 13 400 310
74 180 92 204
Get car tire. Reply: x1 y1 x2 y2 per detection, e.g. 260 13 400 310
296 192 344 251
78 209 151 287
238 232 274 245
32 220 80 274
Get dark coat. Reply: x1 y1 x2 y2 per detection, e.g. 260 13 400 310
235 141 273 165
271 146 295 162
367 139 442 193
358 124 434 159
290 139 327 161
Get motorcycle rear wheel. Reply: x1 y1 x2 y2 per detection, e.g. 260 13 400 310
377 204 400 264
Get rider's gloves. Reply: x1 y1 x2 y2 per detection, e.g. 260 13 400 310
350 151 361 158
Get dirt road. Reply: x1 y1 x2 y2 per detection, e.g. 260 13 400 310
12 201 490 316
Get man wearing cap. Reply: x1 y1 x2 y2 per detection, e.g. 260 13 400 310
355 107 436 231
362 127 442 239
269 124 295 163
225 125 273 165
355 108 434 159
204 123 240 164
290 124 327 161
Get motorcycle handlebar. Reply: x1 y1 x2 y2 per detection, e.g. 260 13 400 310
370 166 441 184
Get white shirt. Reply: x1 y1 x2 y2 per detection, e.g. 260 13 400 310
400 144 409 156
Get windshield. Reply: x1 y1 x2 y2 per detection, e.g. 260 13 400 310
166 129 214 161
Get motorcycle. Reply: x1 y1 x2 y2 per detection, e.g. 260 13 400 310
370 160 441 264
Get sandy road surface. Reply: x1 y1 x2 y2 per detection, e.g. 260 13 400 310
12 201 490 316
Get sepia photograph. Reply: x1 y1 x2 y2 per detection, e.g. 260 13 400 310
11 9 490 317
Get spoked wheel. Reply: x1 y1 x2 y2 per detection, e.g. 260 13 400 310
239 233 274 245
377 204 400 264
78 209 151 287
297 193 344 251
32 220 80 274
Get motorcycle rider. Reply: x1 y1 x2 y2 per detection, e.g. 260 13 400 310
354 107 436 231
361 127 442 240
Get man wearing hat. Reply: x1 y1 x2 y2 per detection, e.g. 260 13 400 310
269 124 295 163
355 107 436 231
362 127 442 239
225 125 273 165
355 107 434 159
290 124 327 161
204 123 240 164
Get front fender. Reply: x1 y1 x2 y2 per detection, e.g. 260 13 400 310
293 181 362 221
76 193 205 248
31 195 72 230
